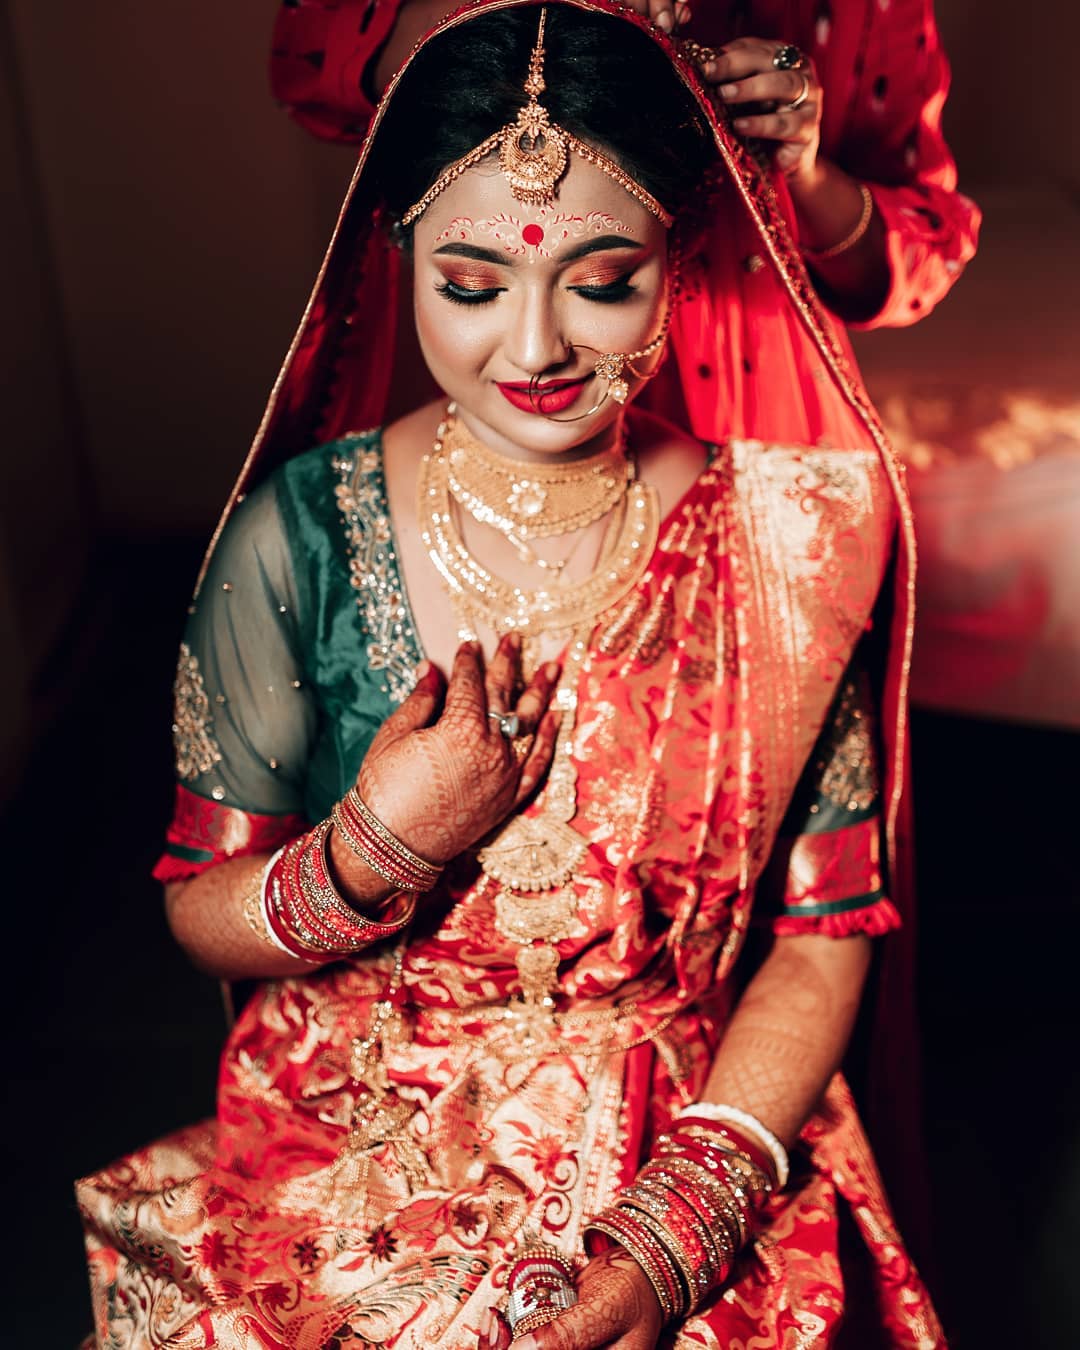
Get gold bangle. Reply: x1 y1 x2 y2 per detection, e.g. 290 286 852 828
240 860 274 948
802 183 873 262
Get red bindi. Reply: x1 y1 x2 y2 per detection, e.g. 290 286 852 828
522 224 544 247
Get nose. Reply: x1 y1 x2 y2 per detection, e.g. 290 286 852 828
501 284 572 376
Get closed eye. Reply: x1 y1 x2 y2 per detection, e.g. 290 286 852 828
435 279 504 306
567 272 639 304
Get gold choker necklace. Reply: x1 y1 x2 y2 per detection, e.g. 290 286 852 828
419 407 658 648
444 413 631 541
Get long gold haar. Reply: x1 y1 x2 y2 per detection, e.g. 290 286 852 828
418 406 659 1008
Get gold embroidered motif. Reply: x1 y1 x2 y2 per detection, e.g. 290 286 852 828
172 643 223 781
595 587 674 668
333 443 423 706
818 679 877 812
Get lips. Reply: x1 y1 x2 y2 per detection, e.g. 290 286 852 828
496 376 590 415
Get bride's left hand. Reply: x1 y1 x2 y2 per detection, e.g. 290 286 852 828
480 1249 664 1350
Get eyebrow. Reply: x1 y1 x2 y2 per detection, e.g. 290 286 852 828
432 235 646 265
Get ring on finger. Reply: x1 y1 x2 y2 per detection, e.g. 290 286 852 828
772 43 805 70
781 71 811 112
511 733 534 763
487 709 521 739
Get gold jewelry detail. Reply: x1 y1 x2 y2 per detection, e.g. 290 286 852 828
419 410 659 645
240 861 273 947
401 9 674 229
419 407 659 1010
445 416 631 541
781 71 811 112
333 786 443 883
802 182 873 261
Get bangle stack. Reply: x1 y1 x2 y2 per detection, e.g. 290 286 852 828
332 787 444 892
261 819 416 962
584 1102 785 1320
672 1102 789 1189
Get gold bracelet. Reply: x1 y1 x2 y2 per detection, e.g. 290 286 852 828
240 859 274 948
802 183 873 262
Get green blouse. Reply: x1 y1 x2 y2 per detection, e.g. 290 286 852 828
176 432 422 825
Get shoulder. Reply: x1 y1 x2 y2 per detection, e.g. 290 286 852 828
727 439 896 575
272 428 384 497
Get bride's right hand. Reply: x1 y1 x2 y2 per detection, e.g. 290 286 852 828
350 635 561 872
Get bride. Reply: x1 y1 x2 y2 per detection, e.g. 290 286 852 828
77 4 942 1347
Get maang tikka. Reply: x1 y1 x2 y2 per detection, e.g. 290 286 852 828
401 8 674 228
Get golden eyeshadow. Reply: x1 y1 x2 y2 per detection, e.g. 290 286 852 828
565 267 633 289
435 265 503 289
563 250 650 288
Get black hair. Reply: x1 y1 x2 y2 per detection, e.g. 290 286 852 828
369 5 715 229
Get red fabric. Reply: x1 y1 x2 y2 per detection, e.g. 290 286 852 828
269 0 980 329
763 816 903 938
153 783 307 882
270 0 403 139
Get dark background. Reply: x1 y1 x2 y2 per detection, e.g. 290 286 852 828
2 2 1078 1345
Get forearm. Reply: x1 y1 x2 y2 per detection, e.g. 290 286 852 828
165 833 398 980
701 932 871 1147
787 161 889 323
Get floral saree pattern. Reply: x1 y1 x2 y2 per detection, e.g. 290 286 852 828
79 1 944 1344
78 436 942 1347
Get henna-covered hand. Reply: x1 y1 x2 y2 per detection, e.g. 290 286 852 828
479 1249 663 1350
352 635 560 868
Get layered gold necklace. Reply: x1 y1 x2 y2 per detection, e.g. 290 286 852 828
418 405 660 1008
446 419 632 540
419 406 658 653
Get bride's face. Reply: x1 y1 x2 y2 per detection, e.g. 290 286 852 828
411 152 671 460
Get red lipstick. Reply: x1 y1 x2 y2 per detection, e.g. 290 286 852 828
496 376 590 415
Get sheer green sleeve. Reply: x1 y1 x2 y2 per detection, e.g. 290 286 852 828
156 480 316 879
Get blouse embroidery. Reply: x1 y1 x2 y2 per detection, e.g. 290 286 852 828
332 436 424 706
817 677 877 813
172 642 224 781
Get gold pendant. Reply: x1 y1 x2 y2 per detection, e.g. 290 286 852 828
480 816 587 893
514 943 563 1012
494 883 581 944
495 884 582 1011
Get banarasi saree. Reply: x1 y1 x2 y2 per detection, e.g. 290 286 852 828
77 2 944 1346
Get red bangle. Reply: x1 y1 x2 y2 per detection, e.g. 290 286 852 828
265 823 417 958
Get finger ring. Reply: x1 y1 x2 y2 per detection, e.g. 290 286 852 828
781 71 811 111
511 734 533 763
487 710 521 739
772 43 805 70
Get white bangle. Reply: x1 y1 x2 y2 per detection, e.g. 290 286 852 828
258 847 302 957
676 1102 790 1189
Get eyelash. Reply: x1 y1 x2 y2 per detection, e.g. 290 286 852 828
434 272 639 308
435 280 503 306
